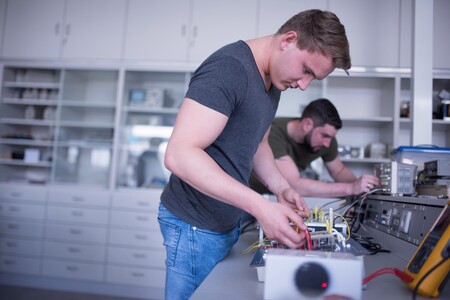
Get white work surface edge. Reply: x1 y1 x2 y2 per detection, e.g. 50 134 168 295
191 230 450 300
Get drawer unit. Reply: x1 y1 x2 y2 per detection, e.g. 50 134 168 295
112 189 161 211
110 210 158 229
46 205 108 225
48 189 111 207
45 224 107 244
109 228 163 248
0 202 46 220
107 246 165 268
0 220 45 238
106 265 165 287
43 241 106 263
0 255 41 275
0 184 47 202
0 238 43 256
42 259 104 282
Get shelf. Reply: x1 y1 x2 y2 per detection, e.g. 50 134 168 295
124 106 179 114
0 118 56 126
0 138 53 147
59 121 115 128
341 157 391 164
342 117 393 127
0 158 52 167
61 100 116 108
2 98 58 106
4 81 60 89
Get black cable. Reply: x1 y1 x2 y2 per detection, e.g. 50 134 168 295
412 255 450 300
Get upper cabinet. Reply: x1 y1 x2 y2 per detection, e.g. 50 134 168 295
433 0 450 69
123 0 258 64
329 0 401 68
1 0 127 60
258 0 327 36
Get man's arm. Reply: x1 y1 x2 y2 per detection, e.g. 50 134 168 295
165 99 307 248
275 155 379 197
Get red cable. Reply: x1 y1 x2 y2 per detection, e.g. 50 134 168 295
363 268 413 285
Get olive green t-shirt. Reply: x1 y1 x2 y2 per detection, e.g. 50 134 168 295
249 117 338 194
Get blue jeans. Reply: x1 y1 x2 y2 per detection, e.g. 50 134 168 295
158 203 240 300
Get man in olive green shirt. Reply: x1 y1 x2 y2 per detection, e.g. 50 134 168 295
250 98 380 198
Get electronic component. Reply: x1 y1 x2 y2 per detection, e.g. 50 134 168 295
374 161 417 195
264 249 363 300
363 196 445 246
423 159 450 177
404 200 450 297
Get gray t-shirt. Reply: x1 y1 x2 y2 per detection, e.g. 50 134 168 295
161 41 281 233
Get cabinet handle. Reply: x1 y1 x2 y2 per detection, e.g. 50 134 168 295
71 210 84 217
131 272 145 278
11 192 22 198
192 26 198 38
67 246 81 253
72 196 85 203
55 22 60 35
66 265 79 272
181 25 186 37
65 24 71 36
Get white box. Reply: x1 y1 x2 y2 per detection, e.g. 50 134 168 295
394 146 450 171
264 249 363 300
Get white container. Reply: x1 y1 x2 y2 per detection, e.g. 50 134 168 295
394 146 450 170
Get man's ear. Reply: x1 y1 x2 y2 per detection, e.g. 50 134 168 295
280 31 298 49
303 118 314 132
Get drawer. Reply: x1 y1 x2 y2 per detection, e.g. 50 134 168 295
107 246 165 268
42 259 104 282
45 224 107 244
112 189 161 211
109 228 164 248
48 188 110 207
0 184 47 202
0 202 45 220
47 205 108 225
0 220 45 238
106 265 165 288
0 255 41 275
0 238 43 256
44 241 106 263
110 210 158 229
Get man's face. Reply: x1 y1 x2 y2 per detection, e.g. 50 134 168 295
271 34 335 92
304 124 338 153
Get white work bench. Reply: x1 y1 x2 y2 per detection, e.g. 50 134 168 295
191 228 449 300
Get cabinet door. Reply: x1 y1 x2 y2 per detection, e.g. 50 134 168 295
0 0 6 55
188 0 258 63
329 0 401 67
434 0 450 69
124 0 190 62
258 0 327 36
62 0 127 59
2 0 64 59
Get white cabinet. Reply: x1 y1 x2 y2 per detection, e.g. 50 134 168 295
329 0 401 68
2 0 126 60
0 183 47 276
124 0 258 63
433 0 450 69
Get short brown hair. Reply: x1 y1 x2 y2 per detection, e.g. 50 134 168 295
277 9 351 73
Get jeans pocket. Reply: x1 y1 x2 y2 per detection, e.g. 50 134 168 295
158 218 181 268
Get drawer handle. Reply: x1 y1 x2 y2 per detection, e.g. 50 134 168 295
132 272 145 278
136 216 149 222
137 201 149 207
11 192 22 198
66 265 79 272
133 253 147 259
69 229 83 235
67 247 81 253
72 196 85 203
134 234 148 240
9 206 21 212
6 241 18 248
71 210 84 217
7 223 19 229
3 259 16 266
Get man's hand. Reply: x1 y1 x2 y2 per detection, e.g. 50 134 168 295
352 174 381 194
255 200 308 249
277 187 310 217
